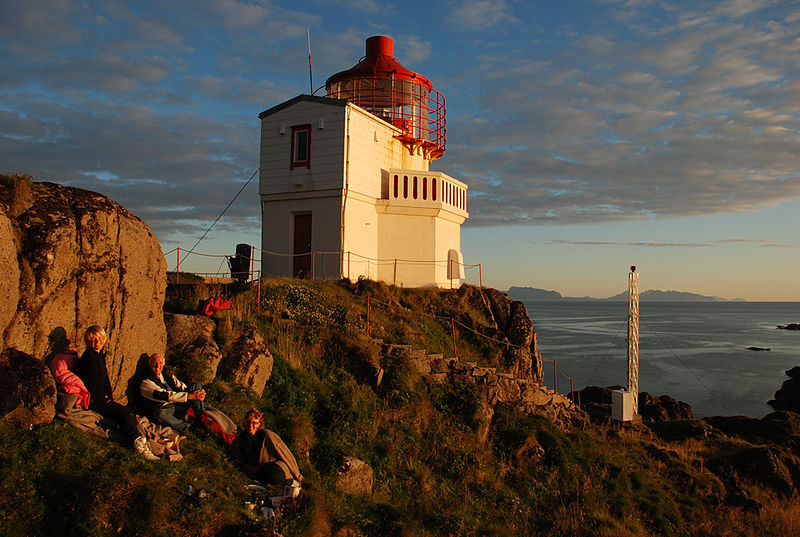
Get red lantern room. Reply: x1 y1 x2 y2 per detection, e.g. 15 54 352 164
326 36 446 161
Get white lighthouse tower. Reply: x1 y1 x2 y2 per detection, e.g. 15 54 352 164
258 36 468 287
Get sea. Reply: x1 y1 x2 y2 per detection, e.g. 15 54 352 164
523 301 800 418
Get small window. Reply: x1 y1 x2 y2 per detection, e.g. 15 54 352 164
413 176 418 199
290 124 311 170
432 178 437 200
423 177 427 200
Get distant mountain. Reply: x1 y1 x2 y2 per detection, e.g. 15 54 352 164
604 290 726 302
506 286 731 302
506 286 563 301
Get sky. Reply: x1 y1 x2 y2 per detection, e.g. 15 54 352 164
2 0 800 301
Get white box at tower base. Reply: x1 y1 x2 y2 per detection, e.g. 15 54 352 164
612 390 634 421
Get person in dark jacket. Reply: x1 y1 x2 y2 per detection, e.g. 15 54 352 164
76 325 158 461
231 408 303 496
139 353 205 433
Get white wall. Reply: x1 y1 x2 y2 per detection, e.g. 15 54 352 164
260 195 343 278
258 97 466 286
259 100 346 196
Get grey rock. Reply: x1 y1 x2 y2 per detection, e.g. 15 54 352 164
1 180 166 403
0 347 57 426
164 313 222 384
219 326 273 395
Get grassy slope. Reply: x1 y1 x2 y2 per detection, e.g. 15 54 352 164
2 278 798 537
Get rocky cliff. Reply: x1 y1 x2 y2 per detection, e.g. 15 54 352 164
0 175 166 403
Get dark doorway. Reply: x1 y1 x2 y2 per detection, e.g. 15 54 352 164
293 213 312 278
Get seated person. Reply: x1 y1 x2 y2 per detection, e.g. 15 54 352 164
231 408 303 496
75 325 158 461
49 346 91 410
139 353 206 434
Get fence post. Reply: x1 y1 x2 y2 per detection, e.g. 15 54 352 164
322 253 325 281
311 252 315 280
479 264 483 288
393 259 397 286
554 360 558 393
257 270 261 311
366 296 370 338
570 378 575 404
347 251 351 280
451 317 458 359
250 245 255 282
176 247 181 284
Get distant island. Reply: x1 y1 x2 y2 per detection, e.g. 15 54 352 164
507 286 737 302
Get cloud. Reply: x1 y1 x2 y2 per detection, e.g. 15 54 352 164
400 35 433 64
548 240 716 247
3 0 800 250
541 238 800 248
450 0 517 31
440 2 800 227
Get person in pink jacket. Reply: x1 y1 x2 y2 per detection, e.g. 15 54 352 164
48 347 91 410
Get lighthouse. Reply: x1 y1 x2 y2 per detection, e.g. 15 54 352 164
258 36 468 287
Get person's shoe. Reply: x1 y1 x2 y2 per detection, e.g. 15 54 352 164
287 479 302 498
134 435 159 461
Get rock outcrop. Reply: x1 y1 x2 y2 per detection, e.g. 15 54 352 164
164 313 223 384
1 177 167 402
768 366 800 413
458 286 544 383
219 325 274 395
382 342 585 430
704 411 800 445
0 347 57 426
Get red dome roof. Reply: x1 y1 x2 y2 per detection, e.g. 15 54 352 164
324 36 446 160
325 36 432 91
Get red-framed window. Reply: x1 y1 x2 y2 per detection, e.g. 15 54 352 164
290 124 311 170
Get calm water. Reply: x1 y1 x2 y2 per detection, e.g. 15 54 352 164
525 301 800 418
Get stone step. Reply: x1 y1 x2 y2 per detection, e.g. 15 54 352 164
408 348 428 360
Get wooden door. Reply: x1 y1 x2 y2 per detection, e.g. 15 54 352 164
293 213 312 278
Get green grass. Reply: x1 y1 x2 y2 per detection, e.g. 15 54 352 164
2 279 798 536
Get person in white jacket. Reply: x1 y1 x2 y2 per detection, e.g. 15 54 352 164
140 353 206 433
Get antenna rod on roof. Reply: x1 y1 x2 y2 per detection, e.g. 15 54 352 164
307 27 313 95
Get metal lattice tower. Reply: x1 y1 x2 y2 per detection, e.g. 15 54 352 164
627 265 640 414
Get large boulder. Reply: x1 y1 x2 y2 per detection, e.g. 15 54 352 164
164 313 222 384
0 177 166 402
0 347 57 426
219 326 273 395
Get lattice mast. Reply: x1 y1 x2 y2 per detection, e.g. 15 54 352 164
627 266 640 414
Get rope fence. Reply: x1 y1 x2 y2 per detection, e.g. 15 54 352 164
165 246 579 406
165 245 483 288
